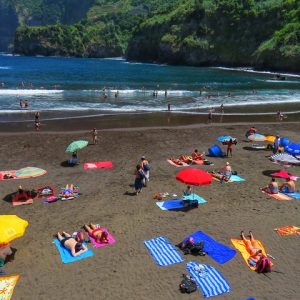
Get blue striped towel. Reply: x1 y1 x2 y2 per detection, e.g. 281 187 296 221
144 236 184 267
186 262 230 298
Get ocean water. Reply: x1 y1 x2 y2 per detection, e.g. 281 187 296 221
0 54 299 115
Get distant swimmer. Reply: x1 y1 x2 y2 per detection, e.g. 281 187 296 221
165 89 168 97
167 102 171 111
19 99 23 109
115 91 119 98
25 100 28 109
104 93 108 99
220 103 224 114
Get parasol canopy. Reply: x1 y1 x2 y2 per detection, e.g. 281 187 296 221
65 140 88 153
0 215 28 244
271 170 298 181
248 134 266 142
15 167 46 179
216 136 234 143
176 168 212 185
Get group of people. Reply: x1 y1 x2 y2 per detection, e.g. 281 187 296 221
169 149 205 165
134 156 151 195
262 177 296 194
19 99 29 109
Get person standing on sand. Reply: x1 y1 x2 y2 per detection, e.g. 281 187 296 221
134 165 146 195
140 156 150 187
91 128 98 145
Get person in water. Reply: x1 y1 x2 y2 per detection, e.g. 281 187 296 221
262 178 279 194
83 224 109 244
279 178 296 193
241 231 266 267
56 232 88 257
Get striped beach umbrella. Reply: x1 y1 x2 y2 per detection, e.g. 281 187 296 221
270 153 300 166
15 167 47 179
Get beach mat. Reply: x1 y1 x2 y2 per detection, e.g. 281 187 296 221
12 198 33 206
144 236 184 267
53 239 94 264
231 239 270 270
212 173 245 183
156 194 207 211
186 262 230 298
166 159 189 167
0 167 46 180
88 228 116 248
183 231 236 264
282 192 300 199
0 275 19 300
274 225 300 236
262 190 293 201
84 161 113 170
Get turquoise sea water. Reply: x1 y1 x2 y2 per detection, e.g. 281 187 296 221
0 54 299 115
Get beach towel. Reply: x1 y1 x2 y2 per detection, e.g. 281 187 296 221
183 231 236 264
0 167 46 180
156 195 207 211
167 159 189 167
88 228 116 248
186 262 230 298
274 225 300 236
0 275 19 300
59 186 79 201
84 161 113 170
43 196 59 204
12 198 33 206
261 190 293 201
144 236 184 267
282 191 300 199
53 239 94 264
212 173 245 183
231 239 270 270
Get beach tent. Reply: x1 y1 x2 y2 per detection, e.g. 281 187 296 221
280 138 290 147
208 145 225 157
285 143 300 155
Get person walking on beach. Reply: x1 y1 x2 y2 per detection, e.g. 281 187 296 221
140 156 150 187
91 128 98 145
19 99 23 109
134 165 146 195
226 139 234 157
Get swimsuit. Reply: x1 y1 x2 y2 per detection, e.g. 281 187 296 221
63 189 73 195
91 228 102 238
61 237 72 247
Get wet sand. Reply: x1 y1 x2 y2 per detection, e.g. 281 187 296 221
0 120 300 300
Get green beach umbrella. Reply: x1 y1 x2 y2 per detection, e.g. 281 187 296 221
65 140 89 153
15 167 47 179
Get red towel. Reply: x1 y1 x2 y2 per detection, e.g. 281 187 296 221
84 161 113 170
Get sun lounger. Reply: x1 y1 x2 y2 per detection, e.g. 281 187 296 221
186 262 230 298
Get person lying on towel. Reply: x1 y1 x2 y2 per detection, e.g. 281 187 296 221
61 184 76 198
16 186 31 201
212 162 232 183
179 155 193 164
56 232 88 257
261 178 279 194
170 157 184 165
192 149 203 161
279 178 296 193
3 172 14 179
83 224 109 244
241 231 271 272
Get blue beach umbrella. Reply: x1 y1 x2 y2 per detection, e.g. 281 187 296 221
285 144 300 155
216 136 234 143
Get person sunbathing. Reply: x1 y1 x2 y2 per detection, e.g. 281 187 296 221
61 184 75 198
179 155 193 164
83 224 109 244
183 185 192 196
3 172 14 179
170 157 183 165
56 232 88 257
16 186 30 201
241 231 264 266
212 162 232 182
279 178 296 193
262 178 279 194
192 149 203 161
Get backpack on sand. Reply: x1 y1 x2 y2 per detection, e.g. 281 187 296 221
256 257 272 273
143 163 151 171
179 274 197 293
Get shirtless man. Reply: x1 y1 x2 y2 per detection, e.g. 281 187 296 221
56 232 88 257
192 149 203 161
262 178 279 194
280 178 296 193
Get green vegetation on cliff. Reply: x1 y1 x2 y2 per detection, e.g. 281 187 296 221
10 0 300 71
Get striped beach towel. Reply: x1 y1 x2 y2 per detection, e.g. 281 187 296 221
144 236 184 267
186 262 230 298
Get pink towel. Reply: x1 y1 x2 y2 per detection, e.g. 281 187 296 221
84 161 113 170
88 228 116 248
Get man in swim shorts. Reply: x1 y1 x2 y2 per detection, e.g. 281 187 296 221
280 178 296 193
56 232 88 257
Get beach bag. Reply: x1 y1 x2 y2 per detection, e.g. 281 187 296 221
143 163 151 171
181 199 199 208
190 241 206 256
179 274 197 294
256 257 272 273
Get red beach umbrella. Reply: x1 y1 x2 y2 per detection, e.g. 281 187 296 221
176 168 212 185
271 170 298 181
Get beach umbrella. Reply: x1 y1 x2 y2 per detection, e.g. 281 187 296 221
65 140 88 153
271 170 298 181
248 134 266 142
285 143 300 155
216 136 234 143
0 215 28 244
15 167 47 179
270 153 300 166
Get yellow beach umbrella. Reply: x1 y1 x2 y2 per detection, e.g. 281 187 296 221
265 135 276 143
0 215 28 244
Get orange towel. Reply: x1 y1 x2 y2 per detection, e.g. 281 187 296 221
261 190 293 201
274 225 300 236
12 198 33 206
231 239 271 270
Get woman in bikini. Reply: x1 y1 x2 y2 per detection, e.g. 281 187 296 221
83 224 109 243
241 231 264 267
56 232 88 257
62 184 75 198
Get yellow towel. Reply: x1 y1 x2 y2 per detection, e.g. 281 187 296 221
231 239 268 270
